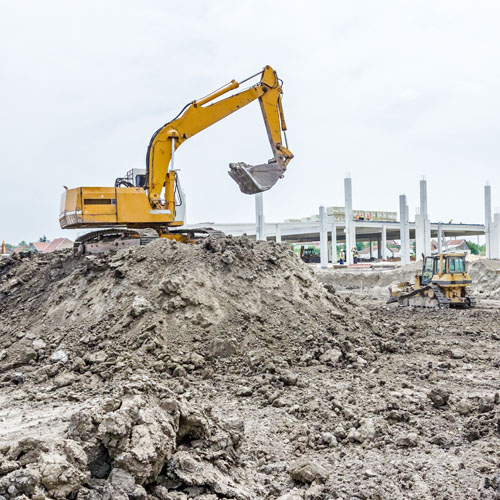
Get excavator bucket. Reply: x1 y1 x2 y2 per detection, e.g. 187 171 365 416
229 161 285 195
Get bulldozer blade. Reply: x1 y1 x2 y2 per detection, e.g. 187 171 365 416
228 161 285 195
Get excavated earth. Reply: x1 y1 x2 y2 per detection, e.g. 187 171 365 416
0 238 499 500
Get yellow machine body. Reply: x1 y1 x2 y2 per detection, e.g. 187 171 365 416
60 184 181 230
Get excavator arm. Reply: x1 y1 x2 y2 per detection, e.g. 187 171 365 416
146 65 293 210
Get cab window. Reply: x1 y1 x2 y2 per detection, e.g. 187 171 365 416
422 257 434 284
438 258 446 273
448 257 465 273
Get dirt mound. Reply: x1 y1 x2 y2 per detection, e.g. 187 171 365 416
469 259 500 298
1 240 499 499
0 238 369 499
316 262 420 297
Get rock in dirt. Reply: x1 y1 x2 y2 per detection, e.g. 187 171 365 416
130 295 152 318
348 418 377 443
50 349 69 364
319 348 342 364
456 399 473 416
209 337 237 358
289 457 329 483
397 432 419 448
428 387 450 408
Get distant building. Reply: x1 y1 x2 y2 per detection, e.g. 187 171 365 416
431 239 470 255
13 244 29 254
28 238 74 253
285 206 398 224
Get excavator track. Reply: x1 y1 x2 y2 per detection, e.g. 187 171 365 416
74 229 146 255
168 227 225 239
74 227 225 255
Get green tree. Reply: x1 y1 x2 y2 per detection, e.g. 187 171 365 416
39 235 48 242
17 240 28 248
356 242 365 251
466 240 480 255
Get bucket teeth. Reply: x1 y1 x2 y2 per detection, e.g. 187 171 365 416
228 161 285 195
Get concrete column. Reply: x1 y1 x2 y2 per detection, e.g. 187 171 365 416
381 224 387 260
492 212 500 259
331 223 337 264
319 206 328 269
344 177 355 265
438 224 443 254
415 179 431 258
369 240 375 259
399 194 410 265
485 184 492 258
275 224 281 243
255 193 265 241
377 235 382 259
420 178 431 256
415 210 423 258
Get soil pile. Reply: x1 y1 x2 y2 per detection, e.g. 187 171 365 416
468 259 500 298
316 262 420 297
0 240 499 499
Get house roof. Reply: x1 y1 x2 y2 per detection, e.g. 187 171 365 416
31 241 50 252
43 238 73 253
447 239 468 247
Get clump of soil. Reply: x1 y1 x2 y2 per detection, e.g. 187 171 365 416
0 239 499 499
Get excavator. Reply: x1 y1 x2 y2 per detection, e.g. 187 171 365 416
387 252 475 308
59 65 293 253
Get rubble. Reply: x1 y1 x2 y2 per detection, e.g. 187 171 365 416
0 239 499 499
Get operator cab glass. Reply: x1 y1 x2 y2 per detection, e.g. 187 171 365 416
448 256 466 273
438 257 446 274
135 175 146 188
422 257 434 285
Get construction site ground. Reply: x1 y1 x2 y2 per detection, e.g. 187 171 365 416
0 239 499 500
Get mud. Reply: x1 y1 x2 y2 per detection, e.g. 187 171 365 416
0 239 499 499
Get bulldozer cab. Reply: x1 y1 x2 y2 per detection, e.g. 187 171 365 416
421 253 467 286
421 257 435 285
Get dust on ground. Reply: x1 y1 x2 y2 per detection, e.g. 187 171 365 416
0 239 499 500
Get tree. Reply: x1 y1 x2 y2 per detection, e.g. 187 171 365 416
38 235 48 242
356 242 365 251
466 241 480 255
17 240 28 248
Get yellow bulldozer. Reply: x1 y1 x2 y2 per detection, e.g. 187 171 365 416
388 252 475 309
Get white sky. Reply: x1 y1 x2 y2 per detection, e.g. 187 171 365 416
1 0 500 244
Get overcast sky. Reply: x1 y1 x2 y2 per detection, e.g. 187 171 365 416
1 0 500 244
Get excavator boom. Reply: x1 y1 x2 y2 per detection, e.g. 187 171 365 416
146 65 293 206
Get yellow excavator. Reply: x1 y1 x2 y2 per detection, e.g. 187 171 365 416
59 65 293 253
388 252 475 309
